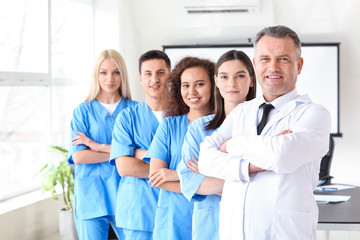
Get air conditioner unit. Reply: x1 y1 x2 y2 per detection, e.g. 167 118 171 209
183 0 260 14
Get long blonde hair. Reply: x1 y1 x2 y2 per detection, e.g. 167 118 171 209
85 49 132 101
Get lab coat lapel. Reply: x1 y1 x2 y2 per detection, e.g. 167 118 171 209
261 94 311 134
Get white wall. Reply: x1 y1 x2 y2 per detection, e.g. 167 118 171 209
122 0 360 187
0 195 63 239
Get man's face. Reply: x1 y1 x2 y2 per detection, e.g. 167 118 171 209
253 35 303 102
139 59 171 100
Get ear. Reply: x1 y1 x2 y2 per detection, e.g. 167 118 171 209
297 57 304 75
249 77 254 88
252 57 257 68
139 74 142 83
214 75 219 87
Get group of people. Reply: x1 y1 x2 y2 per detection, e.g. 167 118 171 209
68 25 331 240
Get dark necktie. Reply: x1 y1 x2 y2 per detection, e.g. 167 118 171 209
257 103 274 135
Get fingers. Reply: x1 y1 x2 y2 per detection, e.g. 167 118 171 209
187 159 200 174
75 130 85 136
149 171 163 187
71 136 82 145
276 129 293 136
71 136 79 142
191 157 198 164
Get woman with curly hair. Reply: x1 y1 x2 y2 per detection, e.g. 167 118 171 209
145 56 215 240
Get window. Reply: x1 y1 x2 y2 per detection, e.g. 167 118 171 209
0 0 93 200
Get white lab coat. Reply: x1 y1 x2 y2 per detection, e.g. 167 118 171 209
198 91 331 240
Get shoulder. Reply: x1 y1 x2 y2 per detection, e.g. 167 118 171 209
122 98 138 108
119 100 141 115
190 114 214 129
227 98 259 117
296 94 329 113
163 114 188 125
73 101 93 115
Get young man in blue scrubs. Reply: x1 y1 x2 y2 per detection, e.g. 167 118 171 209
109 50 171 239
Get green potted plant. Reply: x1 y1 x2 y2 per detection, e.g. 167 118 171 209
36 146 78 240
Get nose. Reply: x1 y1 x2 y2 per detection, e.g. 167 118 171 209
150 74 159 84
268 59 279 71
189 85 197 95
228 77 236 87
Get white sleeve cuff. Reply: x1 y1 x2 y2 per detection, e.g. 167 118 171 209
239 160 250 181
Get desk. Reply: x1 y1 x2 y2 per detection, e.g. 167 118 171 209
316 187 360 239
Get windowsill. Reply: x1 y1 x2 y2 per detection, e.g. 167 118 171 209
0 188 58 215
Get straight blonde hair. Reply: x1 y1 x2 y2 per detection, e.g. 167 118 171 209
85 49 132 101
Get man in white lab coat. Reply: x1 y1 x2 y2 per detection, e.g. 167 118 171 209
198 25 331 239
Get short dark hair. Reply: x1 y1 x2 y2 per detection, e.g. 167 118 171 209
206 50 257 130
138 50 171 73
254 25 301 57
165 56 215 117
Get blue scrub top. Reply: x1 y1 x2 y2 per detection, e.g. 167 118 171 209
109 101 160 232
68 98 137 220
177 114 221 240
145 114 194 240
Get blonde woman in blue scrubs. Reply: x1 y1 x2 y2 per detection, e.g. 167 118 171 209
177 50 257 240
68 49 137 240
145 57 216 240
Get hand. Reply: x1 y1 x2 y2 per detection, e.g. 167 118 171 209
249 163 266 173
149 168 179 187
276 129 293 136
72 131 93 148
186 157 200 174
220 138 231 153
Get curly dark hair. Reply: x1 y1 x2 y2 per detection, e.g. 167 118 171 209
165 57 215 117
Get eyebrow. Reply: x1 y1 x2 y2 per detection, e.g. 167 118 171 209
278 54 292 58
143 69 166 73
181 79 205 84
218 70 247 75
100 68 119 71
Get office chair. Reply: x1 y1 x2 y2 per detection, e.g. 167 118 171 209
319 135 334 184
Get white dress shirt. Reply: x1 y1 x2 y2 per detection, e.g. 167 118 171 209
198 89 331 240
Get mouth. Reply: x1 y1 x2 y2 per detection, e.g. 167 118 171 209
106 84 115 88
188 97 200 103
266 75 283 80
150 85 160 89
227 90 240 94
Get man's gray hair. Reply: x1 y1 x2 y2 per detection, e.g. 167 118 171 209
254 25 302 57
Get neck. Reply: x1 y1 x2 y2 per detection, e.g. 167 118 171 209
224 101 239 116
96 91 121 104
187 107 211 123
145 95 167 111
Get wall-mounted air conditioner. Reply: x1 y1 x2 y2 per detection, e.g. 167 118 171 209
177 0 273 28
183 0 260 14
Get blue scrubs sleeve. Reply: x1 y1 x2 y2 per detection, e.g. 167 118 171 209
145 119 171 164
109 109 136 165
68 105 89 164
178 123 207 202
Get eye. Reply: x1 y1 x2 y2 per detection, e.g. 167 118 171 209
114 71 120 75
158 71 165 75
279 57 290 63
196 82 205 87
100 71 106 75
260 57 270 62
236 74 245 79
182 84 189 88
219 75 228 80
144 72 151 76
